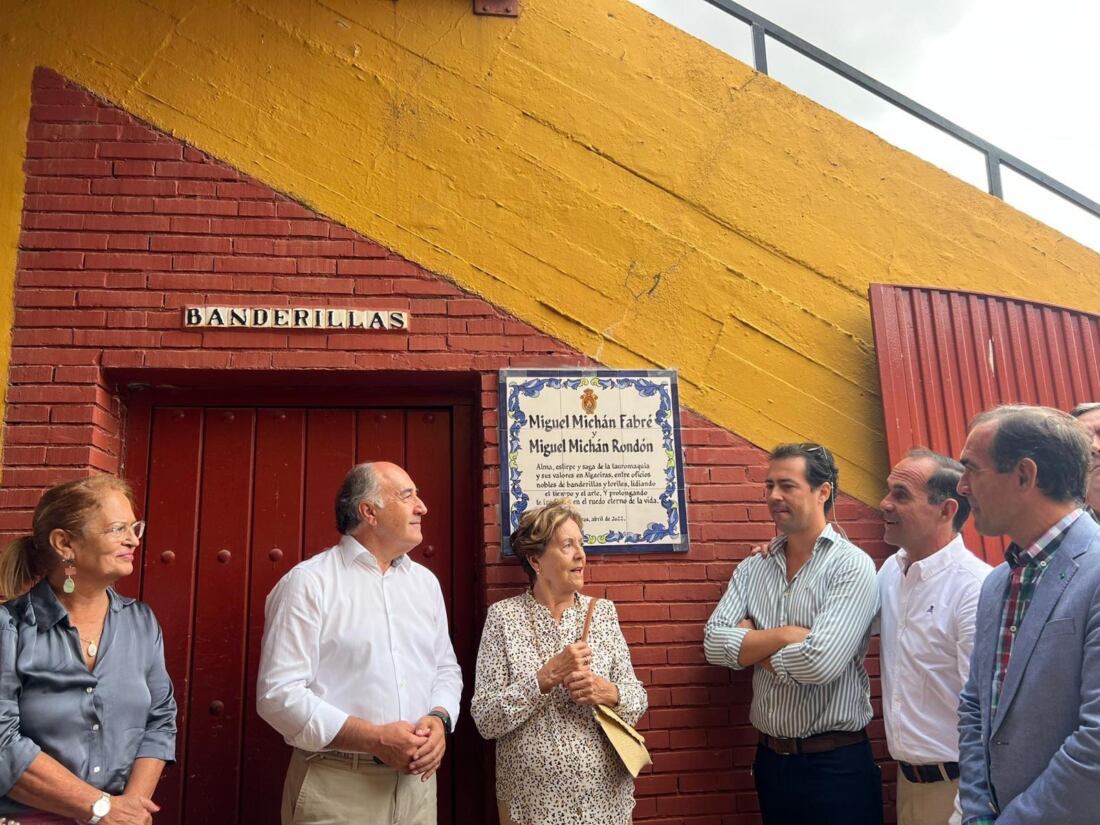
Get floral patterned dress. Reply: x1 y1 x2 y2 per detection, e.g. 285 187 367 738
471 591 648 825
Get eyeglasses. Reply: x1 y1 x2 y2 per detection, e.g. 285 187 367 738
102 521 146 541
797 443 837 469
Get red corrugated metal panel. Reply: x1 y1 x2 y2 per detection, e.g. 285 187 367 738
870 284 1100 563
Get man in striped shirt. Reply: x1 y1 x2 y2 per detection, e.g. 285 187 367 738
704 443 881 825
956 405 1100 825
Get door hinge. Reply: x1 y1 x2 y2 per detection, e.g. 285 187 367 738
473 0 519 17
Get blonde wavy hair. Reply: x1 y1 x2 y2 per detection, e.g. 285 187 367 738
0 474 133 600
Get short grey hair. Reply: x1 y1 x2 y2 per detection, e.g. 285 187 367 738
1070 402 1100 418
509 498 584 585
335 462 386 534
970 405 1089 504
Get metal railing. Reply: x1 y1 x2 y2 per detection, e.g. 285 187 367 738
701 0 1100 221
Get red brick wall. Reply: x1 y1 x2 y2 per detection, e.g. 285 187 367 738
3 68 894 823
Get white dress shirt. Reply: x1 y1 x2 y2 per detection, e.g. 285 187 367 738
256 534 462 752
877 534 991 765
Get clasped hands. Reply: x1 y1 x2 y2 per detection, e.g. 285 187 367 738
371 714 447 781
536 641 619 706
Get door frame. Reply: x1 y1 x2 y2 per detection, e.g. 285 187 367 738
115 372 485 825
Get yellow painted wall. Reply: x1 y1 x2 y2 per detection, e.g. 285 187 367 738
2 0 1098 505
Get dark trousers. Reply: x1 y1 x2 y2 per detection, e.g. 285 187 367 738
753 740 883 825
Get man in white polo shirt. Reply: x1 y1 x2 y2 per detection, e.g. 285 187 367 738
257 461 462 825
878 449 990 825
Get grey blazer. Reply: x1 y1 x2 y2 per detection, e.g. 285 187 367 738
958 512 1100 824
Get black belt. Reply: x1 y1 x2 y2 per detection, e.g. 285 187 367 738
899 761 959 783
758 728 868 755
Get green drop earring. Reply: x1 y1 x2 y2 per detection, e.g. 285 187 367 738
62 558 76 594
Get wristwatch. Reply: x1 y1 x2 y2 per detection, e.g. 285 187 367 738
427 708 452 735
88 793 111 824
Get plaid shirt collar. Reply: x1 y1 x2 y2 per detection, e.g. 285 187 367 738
1003 508 1084 568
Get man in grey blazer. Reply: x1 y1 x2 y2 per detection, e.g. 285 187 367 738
956 404 1100 824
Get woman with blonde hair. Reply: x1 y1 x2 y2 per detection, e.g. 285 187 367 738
0 474 176 825
471 499 647 825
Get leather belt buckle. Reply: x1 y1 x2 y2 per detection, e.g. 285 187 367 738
760 728 868 756
760 733 800 755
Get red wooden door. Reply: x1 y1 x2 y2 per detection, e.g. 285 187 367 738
130 404 473 825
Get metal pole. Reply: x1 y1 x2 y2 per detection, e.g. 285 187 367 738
751 22 768 74
986 151 1004 199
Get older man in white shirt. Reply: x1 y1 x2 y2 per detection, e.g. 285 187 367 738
257 461 462 825
877 449 990 825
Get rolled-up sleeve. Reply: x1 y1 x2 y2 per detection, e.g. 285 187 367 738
770 550 878 685
704 570 751 670
136 613 176 763
602 601 647 726
0 613 41 795
471 604 548 740
256 570 349 751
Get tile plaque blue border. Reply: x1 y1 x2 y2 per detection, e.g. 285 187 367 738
499 368 689 556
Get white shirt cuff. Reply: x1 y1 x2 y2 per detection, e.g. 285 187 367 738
306 704 351 752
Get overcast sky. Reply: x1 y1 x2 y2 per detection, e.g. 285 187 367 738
631 0 1100 253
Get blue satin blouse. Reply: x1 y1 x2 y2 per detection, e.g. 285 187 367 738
0 580 176 815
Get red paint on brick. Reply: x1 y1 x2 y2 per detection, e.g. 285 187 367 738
25 178 92 195
26 158 114 177
23 213 85 230
154 198 238 216
150 235 233 254
91 179 178 197
98 142 183 160
155 161 238 180
113 160 157 176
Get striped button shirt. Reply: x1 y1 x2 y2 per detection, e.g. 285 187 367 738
991 508 1084 713
704 524 879 738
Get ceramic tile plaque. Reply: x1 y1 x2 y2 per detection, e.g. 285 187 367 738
499 369 688 555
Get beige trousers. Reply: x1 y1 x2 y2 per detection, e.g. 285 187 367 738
896 773 959 825
282 748 437 825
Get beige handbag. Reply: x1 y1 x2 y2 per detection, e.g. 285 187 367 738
582 597 652 778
